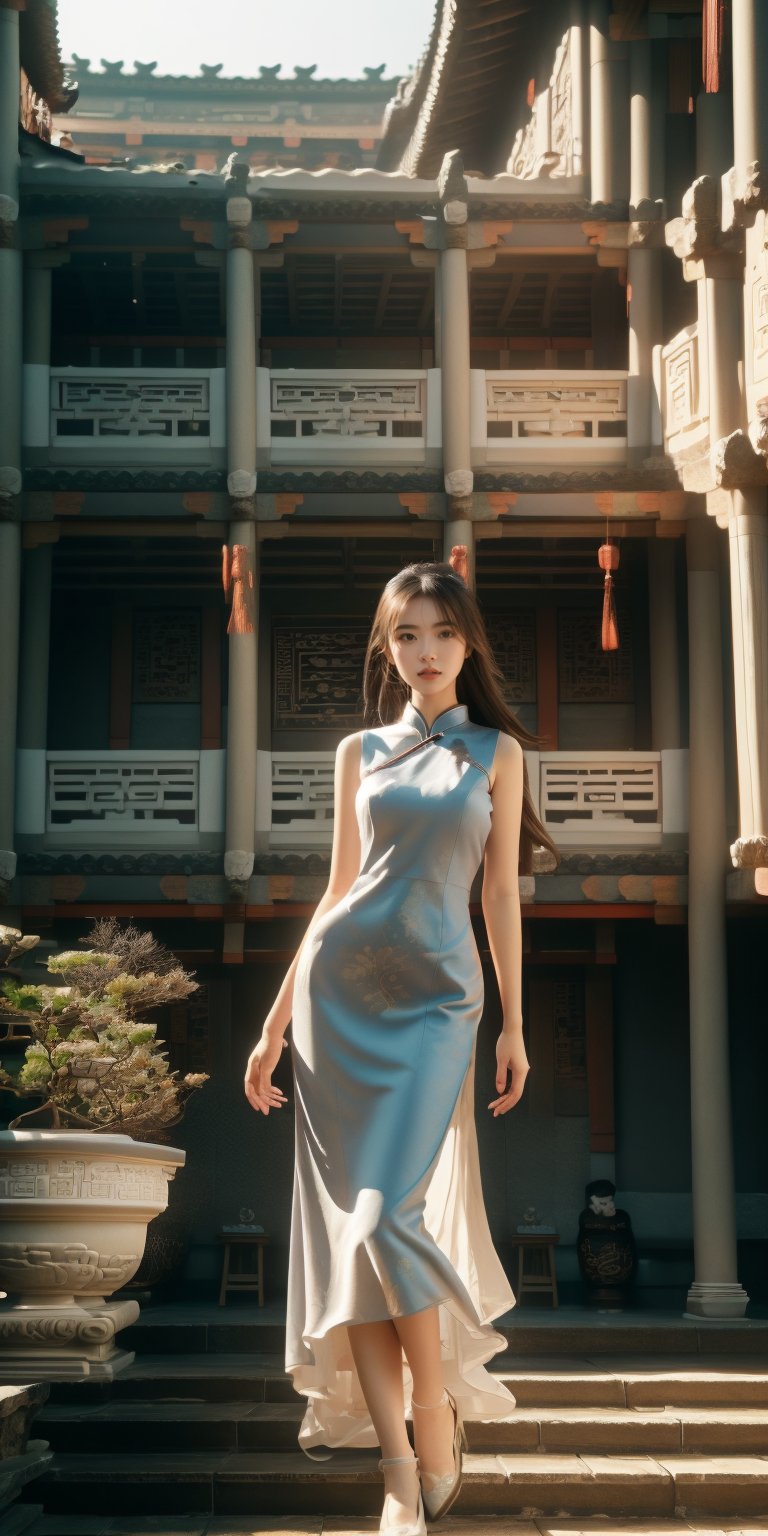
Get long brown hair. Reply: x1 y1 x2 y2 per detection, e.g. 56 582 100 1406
362 560 561 875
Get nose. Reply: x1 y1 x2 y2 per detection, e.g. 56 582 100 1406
419 642 436 661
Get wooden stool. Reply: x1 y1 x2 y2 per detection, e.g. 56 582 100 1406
217 1231 269 1306
511 1233 560 1308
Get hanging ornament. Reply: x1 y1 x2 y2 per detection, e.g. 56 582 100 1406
702 0 725 94
222 542 255 634
598 538 620 651
448 543 469 584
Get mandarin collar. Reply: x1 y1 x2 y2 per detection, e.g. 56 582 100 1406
401 700 469 739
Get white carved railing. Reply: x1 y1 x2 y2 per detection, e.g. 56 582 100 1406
473 370 627 466
47 753 199 838
46 368 226 460
263 369 439 466
538 752 660 845
263 749 681 849
659 323 709 457
271 753 336 843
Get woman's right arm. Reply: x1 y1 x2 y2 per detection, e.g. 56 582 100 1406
243 730 363 1114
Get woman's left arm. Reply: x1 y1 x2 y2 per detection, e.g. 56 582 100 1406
482 732 530 1116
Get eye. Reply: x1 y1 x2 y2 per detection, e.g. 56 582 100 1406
438 628 456 638
395 631 416 642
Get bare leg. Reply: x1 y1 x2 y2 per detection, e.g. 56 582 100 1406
347 1318 420 1529
393 1306 457 1480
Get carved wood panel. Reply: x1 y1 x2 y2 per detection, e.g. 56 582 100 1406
484 610 537 703
558 608 634 703
133 610 201 703
273 619 368 729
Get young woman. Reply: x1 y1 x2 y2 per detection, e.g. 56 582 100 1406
245 554 560 1535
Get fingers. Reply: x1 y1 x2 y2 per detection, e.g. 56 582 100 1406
244 1069 289 1115
488 1073 528 1115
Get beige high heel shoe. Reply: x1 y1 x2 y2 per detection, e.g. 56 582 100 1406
411 1386 468 1520
377 1451 427 1536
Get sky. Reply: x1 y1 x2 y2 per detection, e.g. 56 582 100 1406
57 0 436 81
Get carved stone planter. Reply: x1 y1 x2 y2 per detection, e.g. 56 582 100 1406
0 1130 185 1381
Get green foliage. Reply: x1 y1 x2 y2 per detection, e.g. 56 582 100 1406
0 922 208 1140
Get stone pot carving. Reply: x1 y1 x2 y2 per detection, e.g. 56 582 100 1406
0 1129 185 1380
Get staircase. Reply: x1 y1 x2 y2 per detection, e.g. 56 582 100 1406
16 1304 768 1530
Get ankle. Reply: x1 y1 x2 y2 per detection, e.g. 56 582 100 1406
412 1388 449 1411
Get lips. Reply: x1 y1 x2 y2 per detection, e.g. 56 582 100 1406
418 669 441 677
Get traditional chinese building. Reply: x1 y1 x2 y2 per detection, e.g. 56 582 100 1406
2 0 767 1345
52 56 399 171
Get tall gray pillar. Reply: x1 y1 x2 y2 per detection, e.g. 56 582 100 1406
0 2 23 888
17 546 53 751
589 0 613 205
440 246 472 500
727 491 768 869
684 516 749 1319
647 540 681 749
224 191 258 888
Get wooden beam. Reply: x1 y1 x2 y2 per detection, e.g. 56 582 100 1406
109 602 132 751
333 256 344 330
374 270 392 330
496 272 524 329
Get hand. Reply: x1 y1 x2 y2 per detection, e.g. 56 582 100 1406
488 1028 529 1116
244 1034 289 1115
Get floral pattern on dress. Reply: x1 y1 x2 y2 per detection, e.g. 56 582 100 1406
340 944 413 1013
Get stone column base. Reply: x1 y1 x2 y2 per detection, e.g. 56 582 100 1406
683 1280 750 1319
0 1296 139 1380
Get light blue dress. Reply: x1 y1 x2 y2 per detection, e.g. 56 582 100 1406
286 700 518 1458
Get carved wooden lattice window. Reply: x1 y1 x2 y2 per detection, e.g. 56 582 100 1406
166 994 211 1077
133 610 201 703
484 611 537 704
273 620 368 729
553 978 588 1117
558 609 634 703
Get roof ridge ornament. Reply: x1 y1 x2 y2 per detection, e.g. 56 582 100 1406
438 149 468 226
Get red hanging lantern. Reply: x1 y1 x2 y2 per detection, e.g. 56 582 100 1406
448 543 469 585
222 542 255 634
598 539 620 651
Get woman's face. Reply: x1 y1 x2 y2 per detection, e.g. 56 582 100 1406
386 594 470 700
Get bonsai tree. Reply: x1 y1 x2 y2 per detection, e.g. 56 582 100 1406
0 918 209 1140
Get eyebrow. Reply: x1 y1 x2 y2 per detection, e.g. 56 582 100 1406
393 617 454 632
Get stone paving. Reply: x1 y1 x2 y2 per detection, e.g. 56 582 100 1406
19 1514 768 1535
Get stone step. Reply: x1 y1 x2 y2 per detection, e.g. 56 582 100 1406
120 1306 768 1361
34 1399 768 1457
17 1518 768 1536
20 1449 768 1519
46 1353 768 1410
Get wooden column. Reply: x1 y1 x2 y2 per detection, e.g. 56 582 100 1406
224 183 258 889
627 39 661 459
727 492 768 869
684 516 748 1318
17 546 53 753
647 540 681 749
0 1 23 889
440 245 472 500
437 151 473 506
589 0 614 205
731 0 765 184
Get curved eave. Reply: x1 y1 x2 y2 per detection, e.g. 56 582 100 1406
378 0 541 177
17 158 611 224
20 0 78 113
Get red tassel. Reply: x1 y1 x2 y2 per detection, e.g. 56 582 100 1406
222 542 255 634
702 0 724 93
598 540 620 651
448 544 469 584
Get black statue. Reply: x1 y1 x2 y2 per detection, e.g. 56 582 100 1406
576 1179 637 1309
